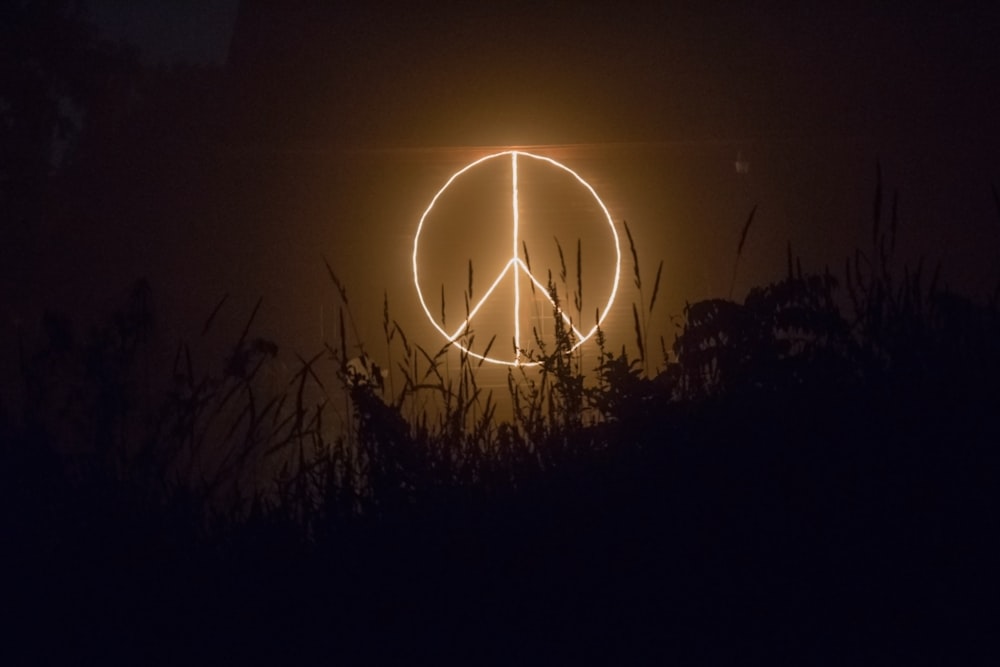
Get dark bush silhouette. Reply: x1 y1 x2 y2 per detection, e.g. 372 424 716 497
3 223 999 663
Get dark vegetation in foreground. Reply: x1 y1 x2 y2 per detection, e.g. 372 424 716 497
4 208 1000 665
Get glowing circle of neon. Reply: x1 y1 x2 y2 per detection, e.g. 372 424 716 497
413 150 621 366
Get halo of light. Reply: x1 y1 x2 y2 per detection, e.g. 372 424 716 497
413 150 621 366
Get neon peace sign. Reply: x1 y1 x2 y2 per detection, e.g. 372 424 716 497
413 150 621 366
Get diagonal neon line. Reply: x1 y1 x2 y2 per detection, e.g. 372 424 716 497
514 259 586 341
447 258 516 341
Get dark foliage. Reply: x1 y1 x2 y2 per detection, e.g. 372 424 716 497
0 1 138 228
3 230 999 664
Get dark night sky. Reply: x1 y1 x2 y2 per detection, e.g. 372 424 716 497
5 1 1000 378
87 0 239 65
223 1 999 148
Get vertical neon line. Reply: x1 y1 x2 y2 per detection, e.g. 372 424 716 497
511 152 521 362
